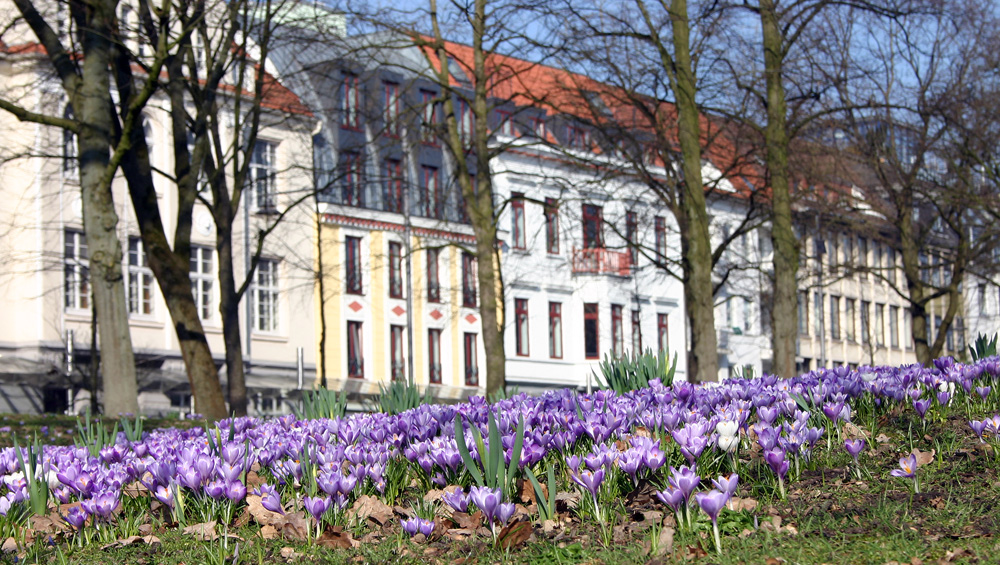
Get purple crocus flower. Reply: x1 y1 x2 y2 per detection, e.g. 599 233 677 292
844 439 865 463
571 468 605 501
711 473 739 497
441 488 468 513
497 502 516 524
890 453 917 479
969 419 989 442
224 481 246 502
254 484 284 514
153 484 174 508
204 480 226 499
62 505 89 530
763 449 789 480
975 386 991 400
695 489 729 523
468 486 502 523
913 398 932 419
667 465 700 504
88 491 120 519
401 516 435 537
303 495 332 523
655 485 685 514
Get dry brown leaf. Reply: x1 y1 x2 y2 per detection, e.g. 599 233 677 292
349 495 394 526
317 527 357 549
445 528 475 541
542 519 558 533
279 547 299 560
875 433 891 443
519 479 538 505
451 511 483 530
913 448 936 467
1 538 17 553
555 491 580 509
843 422 870 439
653 526 674 556
726 497 759 512
30 514 66 534
182 521 217 541
260 525 279 540
246 494 284 526
100 535 161 550
277 512 310 541
245 470 266 489
138 523 153 536
765 558 785 565
495 520 532 550
122 482 148 498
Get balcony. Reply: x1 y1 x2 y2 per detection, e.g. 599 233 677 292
572 247 633 276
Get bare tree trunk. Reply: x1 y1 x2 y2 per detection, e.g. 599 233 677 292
669 0 718 383
74 2 139 416
760 0 800 378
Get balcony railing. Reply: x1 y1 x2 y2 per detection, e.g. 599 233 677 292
572 247 633 276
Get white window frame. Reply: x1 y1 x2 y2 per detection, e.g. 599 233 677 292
190 245 214 322
250 140 277 212
254 259 280 332
127 236 155 316
64 229 89 311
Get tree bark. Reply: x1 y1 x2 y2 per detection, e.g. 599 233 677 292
760 0 800 378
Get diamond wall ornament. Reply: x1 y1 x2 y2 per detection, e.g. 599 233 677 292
348 301 363 312
429 309 443 320
465 314 478 324
392 305 406 317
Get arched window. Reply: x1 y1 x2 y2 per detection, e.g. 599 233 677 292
62 105 77 179
141 115 154 165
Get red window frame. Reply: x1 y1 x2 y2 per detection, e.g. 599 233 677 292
511 193 526 250
464 332 478 386
462 253 477 307
426 248 441 303
458 99 474 141
566 124 589 149
584 303 599 359
342 73 361 130
341 151 363 207
345 236 362 294
347 320 364 378
428 328 442 384
657 313 669 355
515 298 529 356
611 304 623 357
383 81 400 136
545 198 559 254
529 116 546 139
388 241 403 299
626 211 638 265
421 165 441 219
655 216 666 264
549 302 562 359
582 204 603 249
496 109 515 136
390 324 405 381
631 309 642 353
384 159 403 214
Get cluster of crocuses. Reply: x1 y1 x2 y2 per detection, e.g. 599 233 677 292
656 466 738 553
0 356 992 553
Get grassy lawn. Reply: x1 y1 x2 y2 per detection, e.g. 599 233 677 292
0 402 996 565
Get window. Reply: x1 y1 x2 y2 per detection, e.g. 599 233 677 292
626 211 638 265
611 304 623 357
383 159 403 214
342 73 361 129
798 291 808 335
390 325 405 381
845 298 856 342
515 298 529 356
427 248 441 302
843 234 854 267
549 302 563 359
584 303 600 359
254 259 279 332
544 198 560 254
829 295 840 339
875 303 885 346
979 283 988 315
64 230 89 310
861 300 871 343
458 100 474 142
190 245 213 321
858 237 869 279
904 309 912 349
887 247 897 285
582 204 603 249
347 321 364 378
496 110 515 136
464 333 478 386
631 310 642 353
420 90 440 143
657 314 669 355
345 236 363 294
383 82 400 136
421 166 441 219
428 329 442 384
565 124 589 149
890 305 899 348
388 241 403 299
874 242 883 281
813 292 822 338
529 115 546 138
655 216 667 265
250 140 277 211
62 105 77 179
127 237 154 316
341 151 364 207
462 252 477 307
511 193 526 250
743 297 753 334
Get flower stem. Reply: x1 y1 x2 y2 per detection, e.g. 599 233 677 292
712 519 722 554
